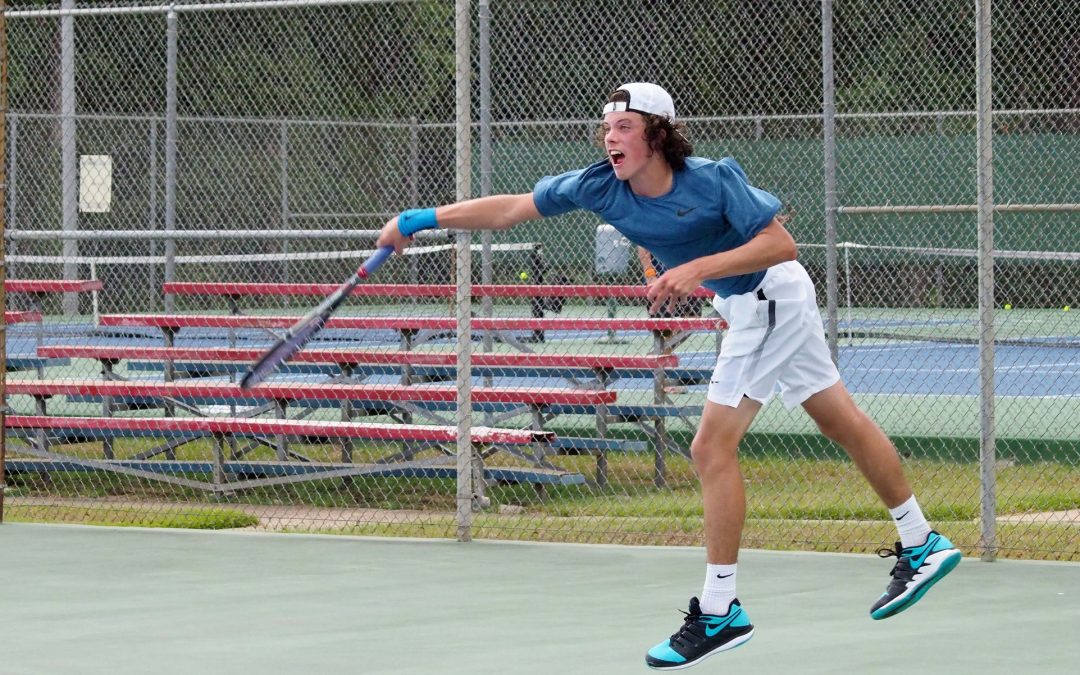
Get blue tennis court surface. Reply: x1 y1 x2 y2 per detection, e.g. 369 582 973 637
841 342 1080 397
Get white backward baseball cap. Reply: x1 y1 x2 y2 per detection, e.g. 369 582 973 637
602 82 676 121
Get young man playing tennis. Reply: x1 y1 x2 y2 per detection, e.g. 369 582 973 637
378 82 961 670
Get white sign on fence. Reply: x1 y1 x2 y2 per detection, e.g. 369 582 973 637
79 154 113 213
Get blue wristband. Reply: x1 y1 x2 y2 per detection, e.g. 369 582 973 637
397 208 439 237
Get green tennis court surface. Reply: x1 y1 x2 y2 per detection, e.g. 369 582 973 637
2 524 1077 674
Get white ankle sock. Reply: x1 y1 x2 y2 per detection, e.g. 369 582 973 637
889 495 932 548
700 563 737 615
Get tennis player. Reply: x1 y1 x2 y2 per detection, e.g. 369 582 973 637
377 82 961 670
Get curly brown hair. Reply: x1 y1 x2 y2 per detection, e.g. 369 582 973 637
595 89 694 170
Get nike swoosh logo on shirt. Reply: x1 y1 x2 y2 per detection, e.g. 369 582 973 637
676 207 697 217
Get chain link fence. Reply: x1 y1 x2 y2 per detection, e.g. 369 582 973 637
1 0 1076 561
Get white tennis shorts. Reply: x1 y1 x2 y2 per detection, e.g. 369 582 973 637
707 260 840 409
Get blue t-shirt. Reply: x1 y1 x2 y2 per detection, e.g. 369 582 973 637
532 156 781 297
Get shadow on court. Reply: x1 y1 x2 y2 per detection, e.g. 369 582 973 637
1 523 1077 675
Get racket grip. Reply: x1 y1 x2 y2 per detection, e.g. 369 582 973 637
359 246 394 278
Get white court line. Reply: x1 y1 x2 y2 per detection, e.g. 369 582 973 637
849 392 1080 400
848 339 1076 352
847 343 973 352
856 360 1080 371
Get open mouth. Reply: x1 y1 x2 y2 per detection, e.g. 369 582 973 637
608 150 625 167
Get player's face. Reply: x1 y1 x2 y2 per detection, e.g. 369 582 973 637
602 112 654 181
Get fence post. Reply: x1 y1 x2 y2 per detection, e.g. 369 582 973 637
60 0 78 315
975 0 997 562
479 1 493 300
6 115 15 282
279 121 291 286
455 0 476 542
163 7 178 313
0 0 8 524
148 119 159 309
821 0 839 364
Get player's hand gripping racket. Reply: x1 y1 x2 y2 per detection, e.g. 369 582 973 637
240 246 394 389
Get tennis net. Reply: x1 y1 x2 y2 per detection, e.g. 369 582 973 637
815 243 1079 348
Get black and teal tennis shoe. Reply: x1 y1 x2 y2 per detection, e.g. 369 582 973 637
645 597 754 670
871 530 962 620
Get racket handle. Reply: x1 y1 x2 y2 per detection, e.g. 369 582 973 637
359 246 394 278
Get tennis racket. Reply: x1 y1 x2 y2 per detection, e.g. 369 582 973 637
240 246 395 389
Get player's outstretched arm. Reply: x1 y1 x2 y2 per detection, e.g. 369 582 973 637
378 193 542 253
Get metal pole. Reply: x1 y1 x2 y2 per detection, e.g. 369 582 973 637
60 0 79 314
975 0 997 562
408 117 420 207
407 116 420 285
454 0 475 542
279 121 291 285
6 115 15 282
0 0 9 523
147 120 159 308
478 0 495 422
479 0 494 340
821 0 839 363
843 243 853 344
163 8 178 312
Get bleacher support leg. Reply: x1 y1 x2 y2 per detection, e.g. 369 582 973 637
595 405 609 490
339 365 355 492
471 445 489 511
102 392 114 460
162 327 177 460
212 432 226 489
273 399 288 461
652 418 669 489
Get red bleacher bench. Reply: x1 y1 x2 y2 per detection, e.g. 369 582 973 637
8 379 627 488
100 313 722 332
7 379 617 407
36 344 678 373
6 413 549 444
163 281 715 299
37 346 700 490
4 311 43 324
33 346 686 488
5 279 104 294
161 281 723 348
98 312 723 357
4 280 103 320
4 414 572 497
5 280 104 373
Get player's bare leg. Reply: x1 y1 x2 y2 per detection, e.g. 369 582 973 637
800 380 961 619
646 396 759 670
800 380 911 508
692 396 761 564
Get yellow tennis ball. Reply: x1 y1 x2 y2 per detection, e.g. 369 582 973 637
1064 305 1071 312
518 271 529 281
1003 303 1012 310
